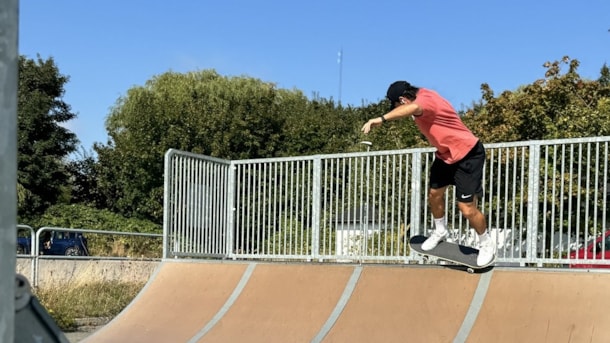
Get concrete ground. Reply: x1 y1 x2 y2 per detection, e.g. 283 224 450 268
64 317 109 343
65 329 96 343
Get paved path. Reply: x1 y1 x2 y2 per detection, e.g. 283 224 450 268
65 329 98 343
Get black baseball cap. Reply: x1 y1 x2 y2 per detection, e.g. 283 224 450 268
386 81 410 109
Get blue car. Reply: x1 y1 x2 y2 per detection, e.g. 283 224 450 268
17 230 89 256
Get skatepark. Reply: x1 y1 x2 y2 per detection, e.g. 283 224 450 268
7 129 610 342
81 261 610 343
7 135 610 342
81 141 610 342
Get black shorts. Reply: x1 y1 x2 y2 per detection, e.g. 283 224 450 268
429 141 485 202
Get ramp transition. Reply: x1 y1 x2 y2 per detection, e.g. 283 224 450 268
82 261 610 343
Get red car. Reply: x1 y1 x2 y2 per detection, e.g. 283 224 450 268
569 230 610 268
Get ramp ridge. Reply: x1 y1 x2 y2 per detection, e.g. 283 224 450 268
311 265 363 343
187 263 256 343
453 270 493 343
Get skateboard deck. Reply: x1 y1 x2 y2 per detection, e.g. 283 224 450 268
409 235 495 271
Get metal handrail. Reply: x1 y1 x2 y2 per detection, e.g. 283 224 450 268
26 226 162 287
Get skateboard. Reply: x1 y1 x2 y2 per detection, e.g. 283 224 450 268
409 235 495 273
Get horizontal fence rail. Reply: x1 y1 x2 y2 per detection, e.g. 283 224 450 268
164 137 610 269
16 226 163 287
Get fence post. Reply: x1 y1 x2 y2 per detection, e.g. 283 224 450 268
162 150 175 259
311 158 322 261
527 142 541 263
410 152 423 236
226 163 236 258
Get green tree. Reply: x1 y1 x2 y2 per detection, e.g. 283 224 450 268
463 56 610 141
279 97 365 156
65 148 104 207
461 57 610 248
17 183 29 209
94 70 360 222
599 63 610 86
17 55 78 218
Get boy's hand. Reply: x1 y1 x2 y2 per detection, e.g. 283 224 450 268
361 117 383 134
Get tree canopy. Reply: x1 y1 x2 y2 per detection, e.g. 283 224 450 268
17 56 78 218
16 55 610 226
92 70 366 221
463 57 610 141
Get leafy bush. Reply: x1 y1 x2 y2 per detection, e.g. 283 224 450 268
26 204 162 258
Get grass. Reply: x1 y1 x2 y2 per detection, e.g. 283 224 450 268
34 280 145 331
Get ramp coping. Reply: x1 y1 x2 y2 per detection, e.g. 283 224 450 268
311 265 363 343
187 263 257 343
453 270 494 343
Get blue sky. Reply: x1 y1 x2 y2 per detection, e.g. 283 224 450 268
19 1 610 155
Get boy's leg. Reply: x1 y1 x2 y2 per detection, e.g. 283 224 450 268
454 142 495 265
429 186 447 219
457 200 486 235
455 141 486 233
421 157 453 252
429 157 453 223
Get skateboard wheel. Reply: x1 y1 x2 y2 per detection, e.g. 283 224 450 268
467 268 474 274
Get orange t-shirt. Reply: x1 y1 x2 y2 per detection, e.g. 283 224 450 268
413 88 478 164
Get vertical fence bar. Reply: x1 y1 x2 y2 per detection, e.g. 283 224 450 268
226 163 236 258
410 152 423 236
592 142 604 253
312 158 322 260
602 142 610 252
163 150 175 258
526 142 540 262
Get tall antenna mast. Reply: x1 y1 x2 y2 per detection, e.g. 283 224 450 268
337 48 343 105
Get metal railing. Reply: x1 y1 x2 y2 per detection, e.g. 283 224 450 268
163 136 610 268
16 226 163 286
16 225 36 279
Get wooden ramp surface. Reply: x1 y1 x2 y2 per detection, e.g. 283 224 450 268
322 266 478 342
199 264 353 343
83 262 610 343
468 270 610 342
82 262 248 343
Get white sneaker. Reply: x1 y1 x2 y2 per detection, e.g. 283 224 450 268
477 238 496 266
421 230 449 251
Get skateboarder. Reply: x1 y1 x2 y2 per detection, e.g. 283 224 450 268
361 81 496 266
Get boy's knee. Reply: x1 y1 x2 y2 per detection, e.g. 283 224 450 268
429 188 444 200
458 203 479 219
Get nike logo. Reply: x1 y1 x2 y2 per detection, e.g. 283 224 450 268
460 194 473 199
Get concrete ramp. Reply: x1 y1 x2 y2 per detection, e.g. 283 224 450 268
83 262 610 343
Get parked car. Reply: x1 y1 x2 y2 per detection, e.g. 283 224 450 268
569 230 610 269
17 230 89 256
